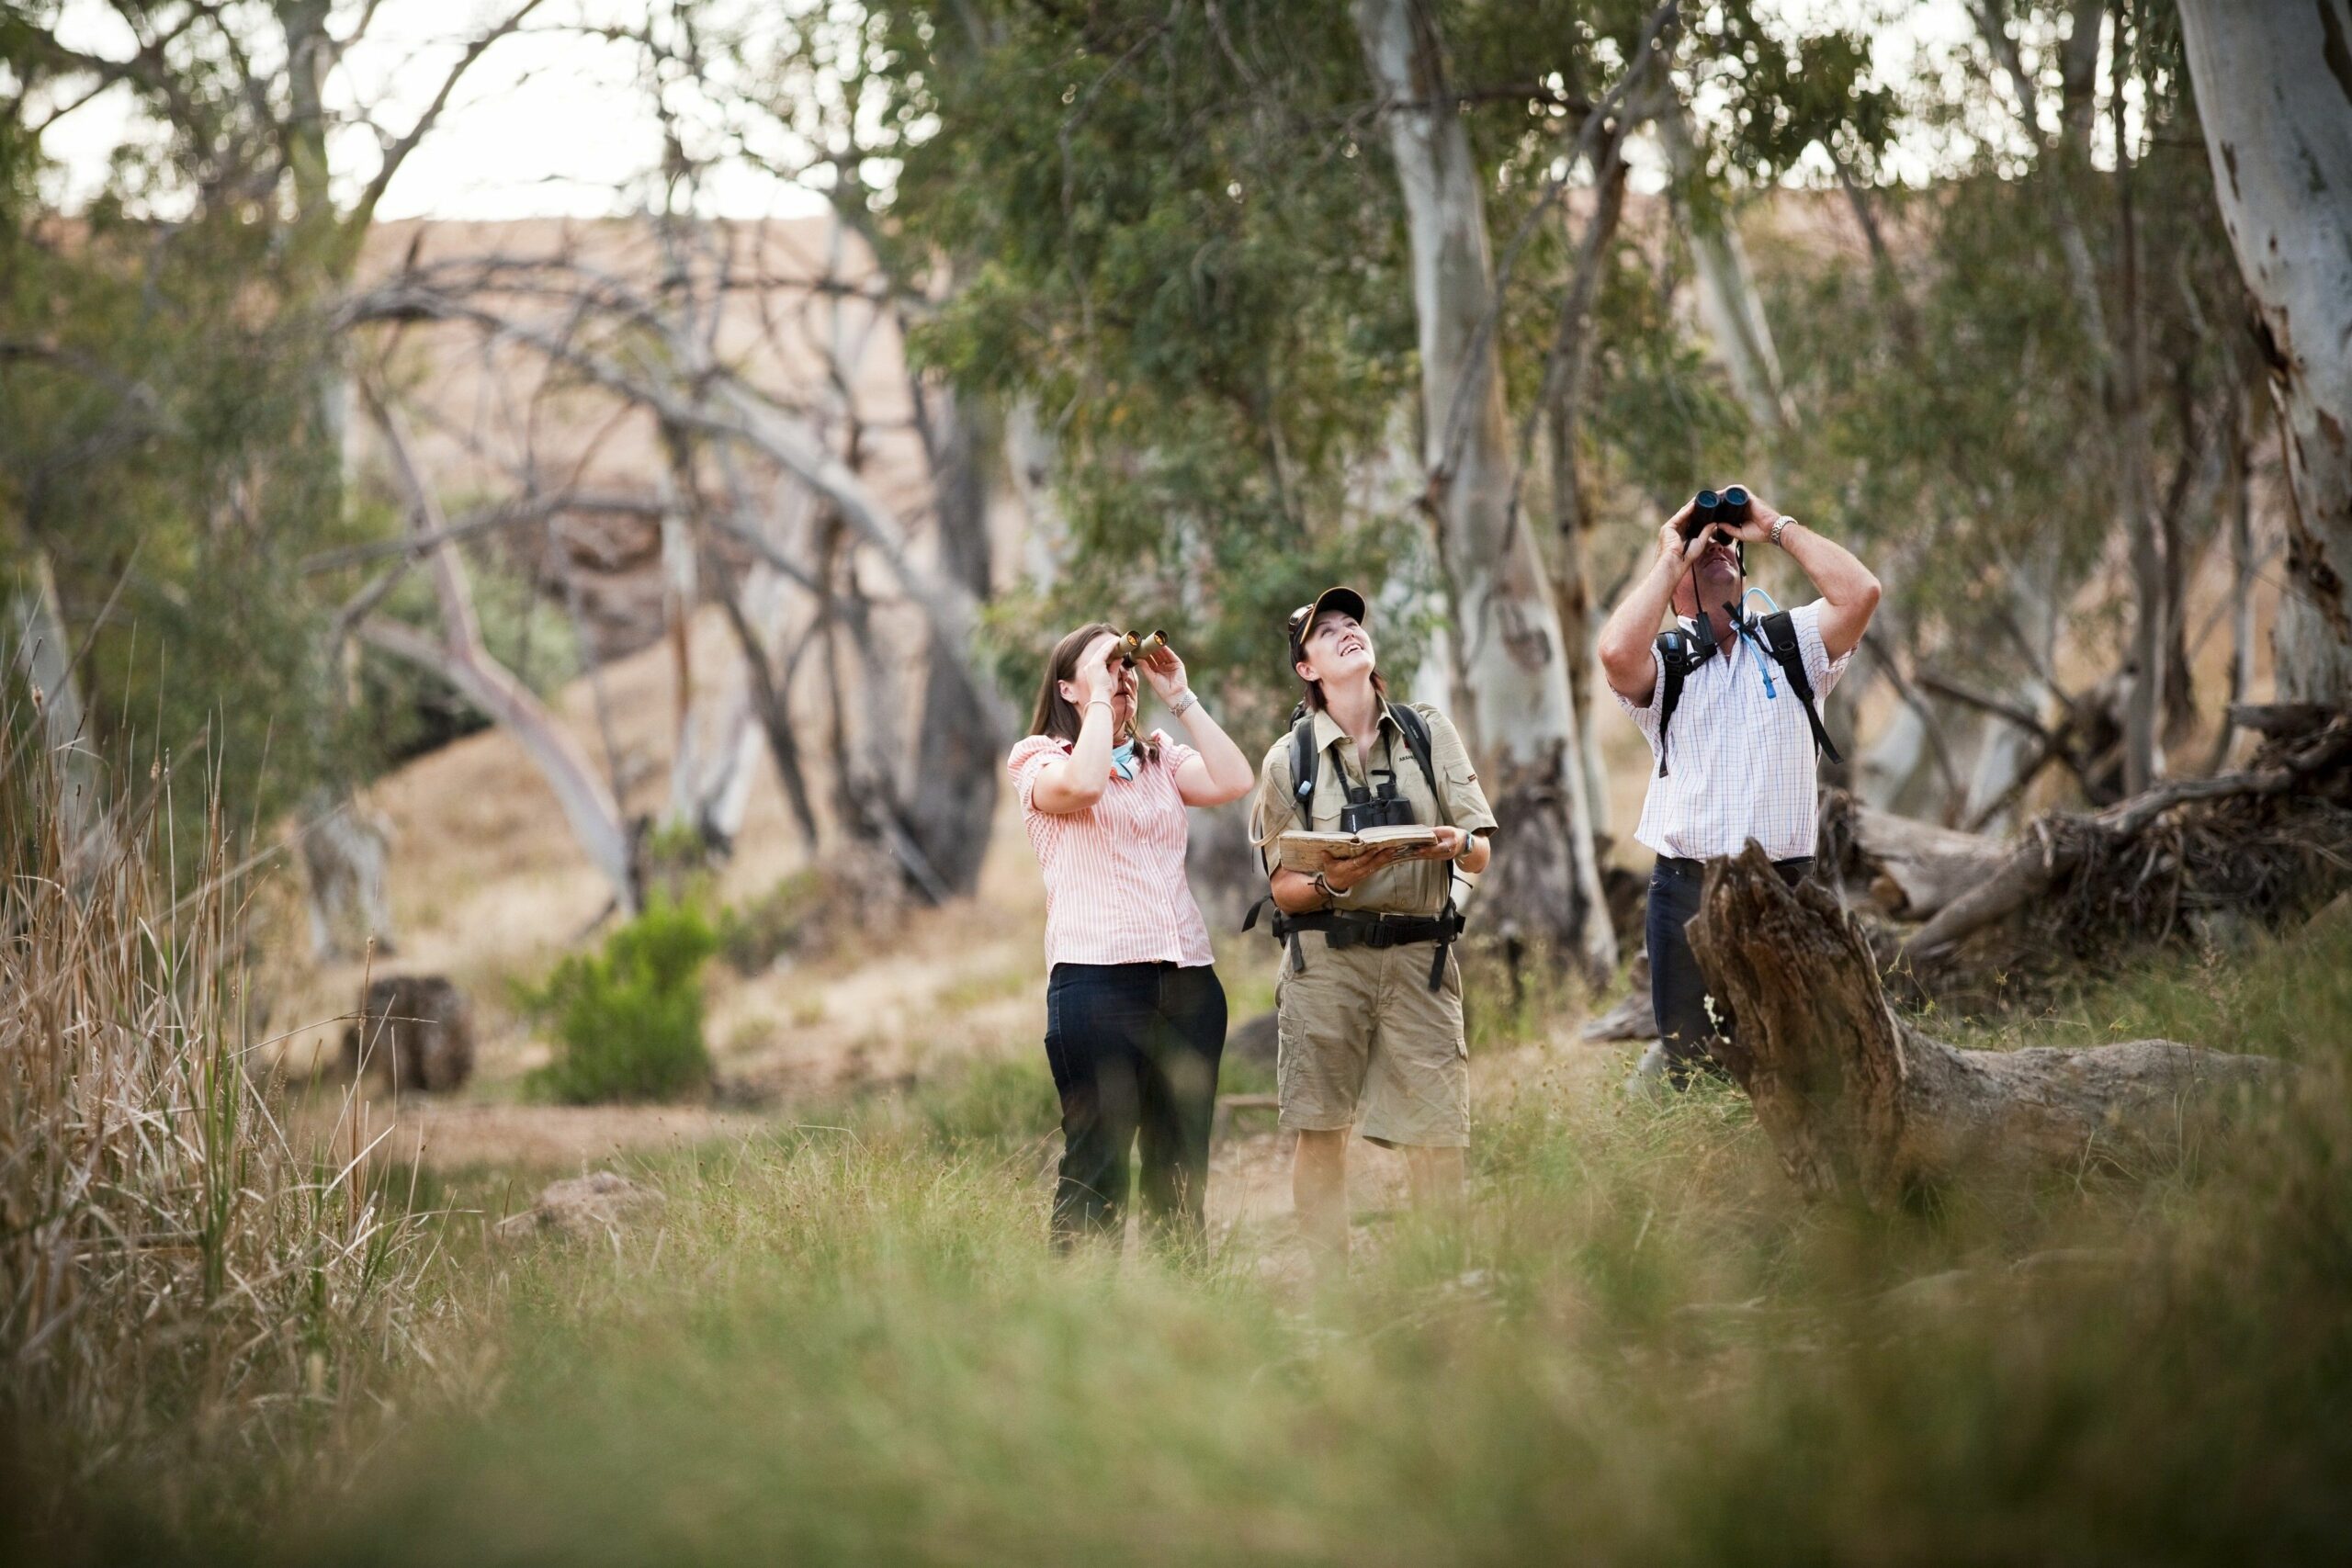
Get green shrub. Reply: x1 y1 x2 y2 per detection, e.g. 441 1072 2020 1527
716 868 832 973
523 901 720 1104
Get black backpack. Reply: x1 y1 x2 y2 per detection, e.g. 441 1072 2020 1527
1286 700 1444 826
1654 611 1842 777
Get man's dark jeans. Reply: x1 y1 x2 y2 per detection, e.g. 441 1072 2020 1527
1646 855 1812 1087
1043 962 1227 1247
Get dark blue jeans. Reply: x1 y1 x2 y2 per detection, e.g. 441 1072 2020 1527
1042 962 1227 1247
1647 855 1812 1087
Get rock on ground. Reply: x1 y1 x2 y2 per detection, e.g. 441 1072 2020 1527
495 1171 666 1244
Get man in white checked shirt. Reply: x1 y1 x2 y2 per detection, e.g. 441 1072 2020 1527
1598 488 1882 1089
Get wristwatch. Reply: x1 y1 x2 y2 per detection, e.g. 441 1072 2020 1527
1770 516 1794 548
1167 688 1200 716
1453 833 1476 864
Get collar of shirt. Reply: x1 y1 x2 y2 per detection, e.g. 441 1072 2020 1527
1307 701 1405 764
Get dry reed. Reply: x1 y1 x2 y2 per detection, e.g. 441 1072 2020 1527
0 716 431 1498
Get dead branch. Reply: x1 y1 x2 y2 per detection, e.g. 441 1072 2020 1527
1905 712 2352 967
356 386 637 908
1690 842 2285 1207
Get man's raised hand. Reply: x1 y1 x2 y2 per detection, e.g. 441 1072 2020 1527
1657 500 1708 581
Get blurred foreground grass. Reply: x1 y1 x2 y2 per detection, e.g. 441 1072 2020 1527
24 913 2352 1565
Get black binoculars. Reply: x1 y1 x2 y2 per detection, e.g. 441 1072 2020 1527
1339 772 1419 834
1116 630 1168 666
1681 485 1751 546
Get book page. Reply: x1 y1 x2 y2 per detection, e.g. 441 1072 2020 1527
1272 825 1441 875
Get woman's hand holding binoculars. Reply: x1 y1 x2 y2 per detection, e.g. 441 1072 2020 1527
1072 632 1125 706
1132 638 1190 706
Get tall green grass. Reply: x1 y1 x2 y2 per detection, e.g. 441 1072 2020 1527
0 730 432 1542
32 915 2341 1565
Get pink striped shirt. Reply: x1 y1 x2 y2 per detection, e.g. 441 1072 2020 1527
1008 729 1215 970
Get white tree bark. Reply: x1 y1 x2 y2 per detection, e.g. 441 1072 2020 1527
1006 398 1069 590
1353 0 1613 970
12 553 113 875
1660 101 1794 434
358 391 637 910
2177 0 2352 704
300 789 397 959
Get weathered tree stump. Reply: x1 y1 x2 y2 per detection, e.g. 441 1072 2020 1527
341 974 475 1094
1685 842 2282 1206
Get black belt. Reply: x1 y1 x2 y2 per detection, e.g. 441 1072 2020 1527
1655 854 1813 878
1242 902 1464 990
1297 908 1456 948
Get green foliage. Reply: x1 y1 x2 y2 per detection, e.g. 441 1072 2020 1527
0 5 582 866
522 902 721 1105
1754 3 2245 702
886 0 1431 721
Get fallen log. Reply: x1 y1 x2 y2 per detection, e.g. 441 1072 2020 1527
1816 792 2009 919
1686 843 2284 1208
1903 711 2352 968
1579 949 1657 1042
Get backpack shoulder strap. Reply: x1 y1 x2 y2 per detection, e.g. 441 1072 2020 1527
1653 630 1691 777
1391 703 1444 818
1289 712 1320 826
1758 610 1842 764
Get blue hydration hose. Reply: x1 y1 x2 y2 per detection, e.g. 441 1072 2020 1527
1734 588 1782 698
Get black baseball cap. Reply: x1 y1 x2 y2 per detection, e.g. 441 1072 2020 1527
1286 585 1369 669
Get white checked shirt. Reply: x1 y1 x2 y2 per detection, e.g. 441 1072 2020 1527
1614 598 1852 862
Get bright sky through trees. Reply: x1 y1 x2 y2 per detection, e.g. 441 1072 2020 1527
25 0 1996 220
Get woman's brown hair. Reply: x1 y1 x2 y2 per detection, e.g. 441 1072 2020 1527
1028 622 1159 761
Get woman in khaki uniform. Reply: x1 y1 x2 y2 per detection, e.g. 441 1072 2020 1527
1250 587 1497 1267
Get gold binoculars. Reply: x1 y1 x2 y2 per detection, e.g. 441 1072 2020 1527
1117 629 1169 666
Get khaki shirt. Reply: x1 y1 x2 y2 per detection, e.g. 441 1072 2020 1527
1251 702 1498 916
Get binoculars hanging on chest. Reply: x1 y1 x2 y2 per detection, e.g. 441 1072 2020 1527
1339 770 1419 833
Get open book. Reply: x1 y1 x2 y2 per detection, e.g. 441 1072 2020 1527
1271 825 1441 876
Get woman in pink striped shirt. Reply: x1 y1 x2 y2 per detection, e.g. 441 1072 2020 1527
1007 623 1256 1248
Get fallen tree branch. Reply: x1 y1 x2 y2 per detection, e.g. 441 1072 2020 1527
1690 842 2285 1207
1905 713 2352 966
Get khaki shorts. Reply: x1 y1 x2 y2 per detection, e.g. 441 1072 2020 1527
1275 936 1468 1148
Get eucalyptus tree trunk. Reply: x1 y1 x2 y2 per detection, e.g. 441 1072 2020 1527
1353 0 1612 971
2177 0 2352 705
359 394 638 911
13 554 113 877
903 379 1001 897
2111 12 2165 795
1660 100 1793 434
